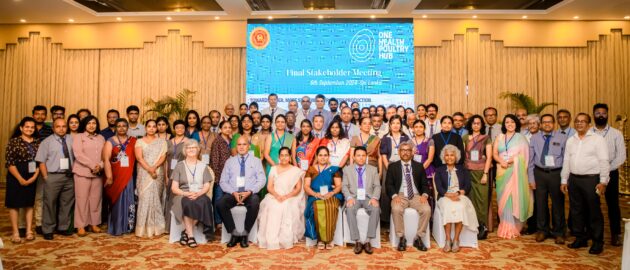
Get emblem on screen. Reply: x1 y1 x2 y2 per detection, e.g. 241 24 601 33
349 29 375 62
250 27 270 50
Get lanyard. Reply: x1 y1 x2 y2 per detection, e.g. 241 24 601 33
317 164 328 174
359 133 368 147
173 136 185 148
185 161 198 179
392 135 400 149
440 132 452 145
470 134 482 150
592 127 609 138
116 135 130 152
331 138 338 152
275 131 286 146
504 133 515 149
201 131 209 148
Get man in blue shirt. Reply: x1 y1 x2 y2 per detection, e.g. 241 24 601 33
528 114 568 244
217 137 266 248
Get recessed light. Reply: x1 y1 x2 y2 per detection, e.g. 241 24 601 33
68 18 74 23
19 19 26 23
522 15 528 19
422 15 428 18
625 15 630 20
573 16 579 19
267 16 273 20
214 16 220 20
116 17 122 21
370 15 376 19
166 16 172 21
472 15 478 19
318 15 324 19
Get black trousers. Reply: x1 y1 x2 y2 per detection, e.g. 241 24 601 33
568 174 604 243
534 168 565 237
605 170 621 236
216 193 260 236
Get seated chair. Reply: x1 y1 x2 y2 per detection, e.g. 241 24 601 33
431 204 478 249
305 206 345 247
388 208 431 249
220 206 258 244
342 208 381 248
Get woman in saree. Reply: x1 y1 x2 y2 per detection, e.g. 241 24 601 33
349 117 382 175
304 146 343 250
294 119 321 171
103 118 137 236
134 120 168 237
492 114 533 239
262 114 296 198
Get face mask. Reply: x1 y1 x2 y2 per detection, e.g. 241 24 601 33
594 116 607 126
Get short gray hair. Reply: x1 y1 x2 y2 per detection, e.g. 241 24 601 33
181 139 200 157
440 144 461 164
399 140 414 151
526 114 540 124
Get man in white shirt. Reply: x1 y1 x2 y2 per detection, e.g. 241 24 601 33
483 107 501 142
424 103 440 138
557 109 576 137
312 115 326 139
516 108 529 136
296 96 311 126
370 114 388 138
560 113 609 255
592 103 626 246
260 93 287 123
222 103 235 122
340 107 359 139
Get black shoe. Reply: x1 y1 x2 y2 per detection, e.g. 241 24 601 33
353 242 363 254
413 237 428 251
56 230 73 236
240 236 249 248
477 224 488 240
43 233 54 240
227 235 239 248
397 237 406 251
363 242 373 255
589 242 604 254
35 226 43 235
19 228 26 238
611 234 622 247
568 239 588 249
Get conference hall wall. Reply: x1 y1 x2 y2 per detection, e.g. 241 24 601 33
0 20 629 181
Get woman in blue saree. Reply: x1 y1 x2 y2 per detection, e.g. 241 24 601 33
303 146 344 250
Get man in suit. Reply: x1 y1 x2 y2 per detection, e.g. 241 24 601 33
343 146 381 255
386 141 431 251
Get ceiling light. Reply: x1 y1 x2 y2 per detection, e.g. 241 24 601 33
68 18 74 23
267 16 273 20
370 15 376 19
214 16 220 20
625 16 630 20
522 15 528 19
472 15 477 19
573 16 579 19
19 19 26 23
422 15 427 18
166 16 172 21
318 15 324 19
116 17 122 21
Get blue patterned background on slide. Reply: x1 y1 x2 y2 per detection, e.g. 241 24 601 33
246 21 415 109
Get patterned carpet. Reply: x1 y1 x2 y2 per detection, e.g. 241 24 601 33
0 188 627 270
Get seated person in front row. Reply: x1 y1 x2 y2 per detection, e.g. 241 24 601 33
435 145 478 253
170 140 215 248
385 141 432 252
218 137 266 248
343 146 381 255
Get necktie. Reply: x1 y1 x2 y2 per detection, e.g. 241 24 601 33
344 124 349 134
61 136 71 170
404 164 414 199
488 126 493 139
239 156 246 192
318 110 322 116
541 134 551 165
357 167 364 189
375 130 379 137
430 124 434 137
561 130 566 135
271 108 276 120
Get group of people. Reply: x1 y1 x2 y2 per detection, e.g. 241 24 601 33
4 93 625 255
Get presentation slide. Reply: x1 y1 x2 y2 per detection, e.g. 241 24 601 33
246 19 414 110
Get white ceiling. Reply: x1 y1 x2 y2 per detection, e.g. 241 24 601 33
1 0 629 24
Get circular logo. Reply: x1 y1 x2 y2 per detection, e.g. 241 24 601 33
349 29 375 62
250 27 270 50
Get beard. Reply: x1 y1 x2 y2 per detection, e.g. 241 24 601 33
594 116 608 126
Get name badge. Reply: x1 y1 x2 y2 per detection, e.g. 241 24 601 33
300 159 309 171
319 185 329 195
59 158 69 170
28 161 36 173
413 154 423 163
236 176 245 188
470 150 480 161
201 154 210 165
120 156 129 168
502 152 510 162
544 155 555 167
390 151 400 162
190 183 200 193
330 154 341 166
170 159 178 170
357 188 366 200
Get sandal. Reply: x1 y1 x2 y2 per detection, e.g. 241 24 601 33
187 237 198 248
325 243 334 250
25 231 35 241
317 242 325 250
179 231 189 246
11 234 22 244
